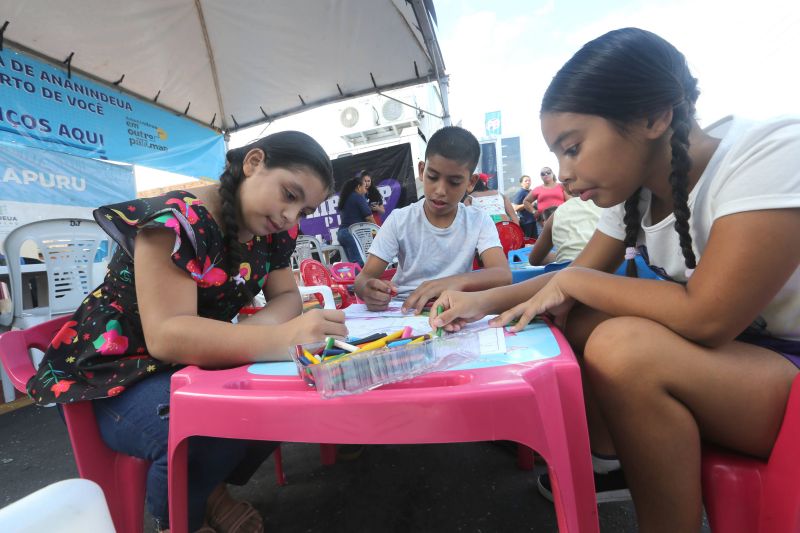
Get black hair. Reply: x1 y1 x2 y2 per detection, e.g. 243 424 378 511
541 27 699 277
472 179 488 192
218 130 333 289
424 126 480 172
356 170 383 205
338 176 365 214
519 174 531 184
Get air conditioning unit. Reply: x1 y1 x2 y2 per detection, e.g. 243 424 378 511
338 94 422 145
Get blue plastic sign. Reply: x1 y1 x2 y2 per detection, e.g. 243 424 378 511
0 48 225 179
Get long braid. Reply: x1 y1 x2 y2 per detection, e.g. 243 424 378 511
218 149 254 301
668 101 697 275
622 189 642 277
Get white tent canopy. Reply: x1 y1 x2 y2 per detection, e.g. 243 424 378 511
0 0 448 133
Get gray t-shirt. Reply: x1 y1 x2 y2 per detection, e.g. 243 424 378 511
368 198 502 298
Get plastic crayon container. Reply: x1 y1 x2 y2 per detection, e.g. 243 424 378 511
291 329 481 398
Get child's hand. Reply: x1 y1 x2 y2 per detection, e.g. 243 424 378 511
402 278 454 314
428 290 488 332
290 309 348 345
361 279 398 311
489 273 574 331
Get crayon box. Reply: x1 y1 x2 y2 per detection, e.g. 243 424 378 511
291 330 480 398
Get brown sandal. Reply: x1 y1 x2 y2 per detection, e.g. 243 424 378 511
206 489 263 533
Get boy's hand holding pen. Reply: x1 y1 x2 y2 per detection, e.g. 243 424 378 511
362 278 398 311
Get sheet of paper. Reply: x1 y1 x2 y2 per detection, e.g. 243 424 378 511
344 309 507 356
343 301 408 319
461 316 507 355
345 314 433 339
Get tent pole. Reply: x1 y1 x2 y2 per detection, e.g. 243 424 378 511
409 0 451 126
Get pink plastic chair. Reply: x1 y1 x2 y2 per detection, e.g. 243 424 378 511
701 373 800 533
0 316 292 532
0 316 148 533
167 320 599 533
328 262 362 285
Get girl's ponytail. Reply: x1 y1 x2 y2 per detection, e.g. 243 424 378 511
668 101 697 277
622 189 642 277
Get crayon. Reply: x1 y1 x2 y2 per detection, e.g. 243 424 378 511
436 305 444 337
352 338 387 353
322 348 347 357
325 337 335 351
408 336 426 345
334 339 360 352
387 338 413 348
303 349 320 364
401 326 413 339
347 332 387 345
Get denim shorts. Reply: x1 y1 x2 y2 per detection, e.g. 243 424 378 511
737 332 800 369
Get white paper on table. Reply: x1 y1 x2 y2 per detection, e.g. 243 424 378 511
344 306 507 356
343 301 408 319
460 316 507 355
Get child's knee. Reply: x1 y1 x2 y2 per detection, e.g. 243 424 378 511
584 316 662 381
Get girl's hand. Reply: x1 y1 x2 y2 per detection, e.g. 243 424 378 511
402 278 456 314
289 309 348 345
489 274 574 331
429 290 489 332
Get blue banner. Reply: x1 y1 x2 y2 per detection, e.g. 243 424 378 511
0 141 135 207
485 110 502 137
0 48 225 179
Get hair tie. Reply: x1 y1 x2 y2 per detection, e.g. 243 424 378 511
233 274 245 286
684 268 695 279
624 247 637 260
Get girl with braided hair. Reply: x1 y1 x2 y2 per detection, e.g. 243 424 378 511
28 130 347 532
428 28 800 531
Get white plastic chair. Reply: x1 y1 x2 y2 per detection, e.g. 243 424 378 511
348 222 381 264
1 218 108 377
250 285 336 310
293 235 328 267
0 478 116 533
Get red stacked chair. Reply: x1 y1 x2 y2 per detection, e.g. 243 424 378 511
299 259 351 309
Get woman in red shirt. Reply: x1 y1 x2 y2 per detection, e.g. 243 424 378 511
523 167 567 222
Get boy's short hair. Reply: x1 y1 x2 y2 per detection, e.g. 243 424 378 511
424 126 480 172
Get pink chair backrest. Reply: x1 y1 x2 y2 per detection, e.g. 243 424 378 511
0 317 148 533
329 262 362 283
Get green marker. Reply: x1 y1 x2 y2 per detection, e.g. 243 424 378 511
325 337 335 351
436 304 444 337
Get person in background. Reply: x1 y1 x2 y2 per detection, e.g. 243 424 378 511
512 174 538 238
464 173 520 225
336 176 375 266
355 126 511 313
26 131 347 532
359 170 386 225
523 166 567 227
430 27 800 532
528 195 603 265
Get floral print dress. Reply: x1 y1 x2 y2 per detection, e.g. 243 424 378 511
27 190 297 405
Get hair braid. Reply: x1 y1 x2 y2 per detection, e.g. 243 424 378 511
218 149 254 301
668 102 697 273
622 188 642 277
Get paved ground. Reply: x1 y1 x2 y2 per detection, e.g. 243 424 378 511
1 403 706 532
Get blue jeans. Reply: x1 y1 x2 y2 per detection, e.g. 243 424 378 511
93 369 275 530
337 227 363 266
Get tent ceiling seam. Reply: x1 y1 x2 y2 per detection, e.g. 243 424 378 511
194 0 226 130
390 0 435 70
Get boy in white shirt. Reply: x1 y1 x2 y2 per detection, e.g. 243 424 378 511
354 126 511 312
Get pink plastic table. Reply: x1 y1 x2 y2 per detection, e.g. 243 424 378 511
167 320 599 532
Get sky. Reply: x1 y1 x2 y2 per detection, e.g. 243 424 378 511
135 0 800 190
